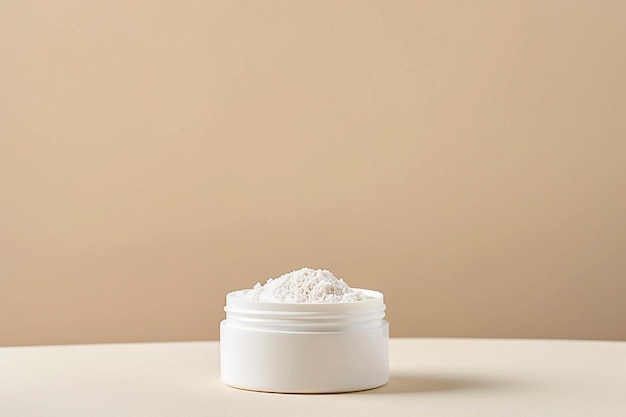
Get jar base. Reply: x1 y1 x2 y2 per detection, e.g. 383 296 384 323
220 321 389 394
223 380 388 394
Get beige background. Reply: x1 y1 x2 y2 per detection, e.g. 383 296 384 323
1 1 625 346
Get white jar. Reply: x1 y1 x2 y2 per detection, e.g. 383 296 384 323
220 289 389 393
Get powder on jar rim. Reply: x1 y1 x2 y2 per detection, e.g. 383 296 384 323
237 267 372 303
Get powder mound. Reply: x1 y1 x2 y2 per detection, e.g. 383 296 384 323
238 268 372 303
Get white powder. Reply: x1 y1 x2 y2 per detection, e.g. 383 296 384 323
238 267 372 303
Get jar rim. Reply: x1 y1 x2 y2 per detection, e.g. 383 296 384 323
225 288 384 312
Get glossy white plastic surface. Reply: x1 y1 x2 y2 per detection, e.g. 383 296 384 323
220 289 389 393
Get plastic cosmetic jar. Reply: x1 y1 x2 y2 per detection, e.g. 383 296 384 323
220 289 389 393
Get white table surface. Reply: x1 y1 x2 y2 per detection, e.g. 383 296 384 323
1 338 625 416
